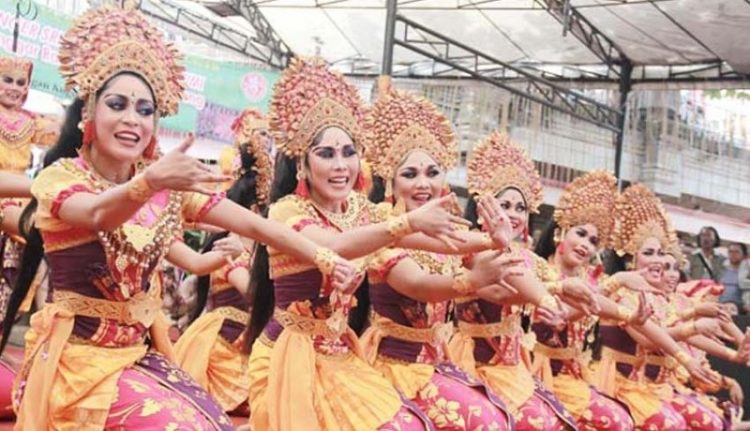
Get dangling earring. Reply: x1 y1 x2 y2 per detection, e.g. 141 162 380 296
295 170 309 198
556 242 566 255
81 120 95 148
441 184 451 197
353 172 366 192
523 226 529 243
384 181 394 205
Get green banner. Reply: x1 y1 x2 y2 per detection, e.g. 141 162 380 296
0 1 279 143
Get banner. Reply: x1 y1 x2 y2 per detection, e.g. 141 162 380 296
0 1 279 143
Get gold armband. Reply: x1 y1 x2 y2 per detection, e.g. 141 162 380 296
386 214 413 239
451 269 475 295
313 247 338 276
127 173 155 203
674 350 693 367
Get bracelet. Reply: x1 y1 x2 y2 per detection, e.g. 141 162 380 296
674 350 693 367
545 280 563 295
451 269 475 295
679 307 696 320
480 233 495 250
127 173 155 203
538 294 558 311
679 320 698 338
313 247 338 276
386 214 413 239
616 305 635 324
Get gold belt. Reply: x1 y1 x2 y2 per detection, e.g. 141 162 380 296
533 343 580 361
214 306 249 325
273 308 341 339
601 346 676 370
372 312 453 346
53 289 161 327
457 316 520 339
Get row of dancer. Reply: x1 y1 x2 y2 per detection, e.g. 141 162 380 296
1 3 750 431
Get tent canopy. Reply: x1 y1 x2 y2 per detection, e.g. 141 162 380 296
165 0 750 84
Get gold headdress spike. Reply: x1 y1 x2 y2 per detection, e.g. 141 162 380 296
611 183 675 256
467 131 543 213
231 108 273 205
0 54 33 102
554 171 618 247
269 57 365 158
365 88 457 184
58 5 185 117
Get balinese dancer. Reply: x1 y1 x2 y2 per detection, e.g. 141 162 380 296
0 6 360 430
0 54 58 322
244 57 470 431
594 183 721 431
449 131 579 431
175 108 274 414
526 171 636 431
362 88 520 430
660 243 749 430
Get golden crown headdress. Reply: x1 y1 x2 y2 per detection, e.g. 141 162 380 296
612 183 676 256
58 5 185 117
467 131 543 213
365 88 457 183
269 57 365 158
554 171 618 247
0 55 33 81
231 108 273 204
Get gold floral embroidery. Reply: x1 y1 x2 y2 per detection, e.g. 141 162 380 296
139 398 162 416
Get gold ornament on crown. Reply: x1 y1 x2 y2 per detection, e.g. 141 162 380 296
57 5 185 117
269 57 365 158
467 131 543 213
365 88 457 183
611 183 677 256
554 170 618 247
231 108 273 205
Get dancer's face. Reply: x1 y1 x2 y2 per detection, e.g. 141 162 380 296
494 188 528 240
634 237 667 286
663 254 680 292
393 150 446 212
558 223 599 268
0 69 29 109
305 126 359 208
92 74 155 164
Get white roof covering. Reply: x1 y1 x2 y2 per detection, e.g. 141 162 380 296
167 0 750 82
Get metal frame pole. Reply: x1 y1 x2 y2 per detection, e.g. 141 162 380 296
614 59 633 187
381 0 397 75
